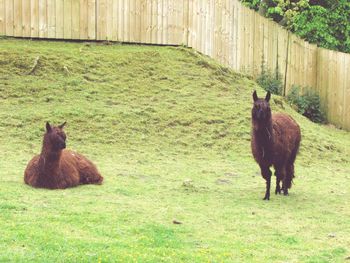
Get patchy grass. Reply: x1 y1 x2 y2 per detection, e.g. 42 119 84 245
0 39 350 262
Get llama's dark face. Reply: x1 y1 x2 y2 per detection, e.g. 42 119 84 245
252 91 271 122
45 122 67 151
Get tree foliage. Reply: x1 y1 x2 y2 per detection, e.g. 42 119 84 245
240 0 350 53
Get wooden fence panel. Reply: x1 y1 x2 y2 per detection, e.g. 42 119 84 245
231 0 239 71
96 0 106 40
5 0 13 36
0 0 4 35
87 0 96 39
344 54 350 130
13 0 21 37
22 0 31 37
317 48 329 116
47 0 56 38
71 0 79 39
55 0 64 38
79 0 88 39
30 0 39 37
38 0 47 38
252 10 263 76
222 0 230 66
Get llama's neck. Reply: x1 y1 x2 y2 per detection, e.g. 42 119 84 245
38 144 62 175
253 119 274 148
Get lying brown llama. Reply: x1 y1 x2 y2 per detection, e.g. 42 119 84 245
24 122 103 189
251 91 301 200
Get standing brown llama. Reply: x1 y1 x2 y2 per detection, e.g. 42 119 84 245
251 91 301 200
24 122 103 189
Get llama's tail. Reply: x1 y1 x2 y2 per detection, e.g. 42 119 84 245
286 144 300 189
285 164 294 189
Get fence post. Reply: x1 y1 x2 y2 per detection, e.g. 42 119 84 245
283 32 290 96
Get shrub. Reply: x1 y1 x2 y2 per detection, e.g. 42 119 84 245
240 0 350 53
256 66 283 95
287 85 326 123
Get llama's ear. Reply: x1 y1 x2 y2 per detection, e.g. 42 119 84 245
265 91 271 102
253 90 258 102
58 121 67 129
46 122 52 133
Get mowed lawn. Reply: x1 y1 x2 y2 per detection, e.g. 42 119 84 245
0 38 349 262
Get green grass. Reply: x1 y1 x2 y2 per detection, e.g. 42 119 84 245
0 38 350 262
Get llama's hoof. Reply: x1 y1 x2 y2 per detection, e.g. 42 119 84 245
275 188 281 195
263 195 270 200
283 189 289 196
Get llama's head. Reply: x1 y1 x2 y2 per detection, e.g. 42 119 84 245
43 122 67 152
252 90 271 123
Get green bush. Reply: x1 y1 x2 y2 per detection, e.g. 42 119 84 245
256 67 283 95
240 0 350 53
287 86 326 123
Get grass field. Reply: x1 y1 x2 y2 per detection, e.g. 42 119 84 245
0 38 349 262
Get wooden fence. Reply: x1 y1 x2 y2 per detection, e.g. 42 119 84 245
0 0 350 130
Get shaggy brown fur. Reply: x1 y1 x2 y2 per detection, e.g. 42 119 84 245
24 122 103 189
251 91 301 200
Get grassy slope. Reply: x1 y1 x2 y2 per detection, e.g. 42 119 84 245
0 38 349 262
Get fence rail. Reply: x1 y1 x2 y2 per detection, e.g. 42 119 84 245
1 0 350 130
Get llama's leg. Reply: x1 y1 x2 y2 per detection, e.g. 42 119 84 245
281 165 289 196
284 163 295 193
274 169 282 195
80 170 103 185
260 166 272 200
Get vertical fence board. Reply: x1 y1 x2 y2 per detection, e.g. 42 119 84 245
47 0 56 38
104 0 112 40
135 0 141 42
63 0 71 39
71 0 79 39
128 0 134 42
209 0 215 58
318 48 329 115
5 0 13 36
55 0 63 38
327 51 335 123
232 0 239 70
13 0 22 36
191 0 198 50
198 0 204 53
117 0 123 41
339 53 346 127
277 26 287 84
139 0 146 43
162 0 168 45
187 0 192 47
214 0 222 63
344 55 350 129
123 0 129 42
150 0 156 43
79 0 88 39
253 12 262 76
38 0 47 38
111 0 118 41
22 0 31 37
87 0 95 39
0 0 4 35
96 0 106 40
30 0 39 37
182 0 188 45
222 0 229 64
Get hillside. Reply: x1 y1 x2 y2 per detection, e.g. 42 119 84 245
0 38 349 262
